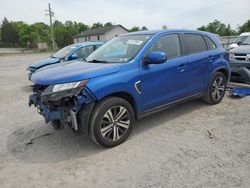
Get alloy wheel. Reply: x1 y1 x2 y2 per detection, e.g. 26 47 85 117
212 76 225 101
100 106 130 141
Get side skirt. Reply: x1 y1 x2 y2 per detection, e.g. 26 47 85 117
137 93 204 119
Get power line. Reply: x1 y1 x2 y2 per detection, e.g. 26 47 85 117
45 3 55 50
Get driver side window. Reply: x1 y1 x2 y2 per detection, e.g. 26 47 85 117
76 46 95 59
148 34 181 59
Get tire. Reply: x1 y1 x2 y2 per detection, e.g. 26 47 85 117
88 97 135 147
52 120 62 130
202 72 227 105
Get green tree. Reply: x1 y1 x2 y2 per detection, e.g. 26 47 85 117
1 17 19 46
15 21 31 46
197 20 237 36
30 22 50 44
53 20 67 48
104 22 113 27
129 26 140 32
141 26 148 30
53 20 83 48
238 20 250 33
91 22 103 29
77 22 89 33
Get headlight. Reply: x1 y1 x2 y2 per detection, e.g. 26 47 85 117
229 53 234 60
52 80 87 92
41 80 88 102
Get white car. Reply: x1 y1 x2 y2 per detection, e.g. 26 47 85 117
228 32 250 50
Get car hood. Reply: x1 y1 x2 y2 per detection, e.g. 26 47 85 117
31 60 122 85
29 57 60 69
230 45 250 54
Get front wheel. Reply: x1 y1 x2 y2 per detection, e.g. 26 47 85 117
89 97 135 147
203 72 227 104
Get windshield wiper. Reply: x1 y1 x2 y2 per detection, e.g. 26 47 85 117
241 43 250 45
87 59 110 63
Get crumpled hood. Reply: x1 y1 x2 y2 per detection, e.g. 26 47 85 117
31 60 122 85
230 45 250 54
29 57 60 69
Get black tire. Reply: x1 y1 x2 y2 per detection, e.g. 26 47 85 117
202 72 227 105
89 97 135 147
52 120 62 130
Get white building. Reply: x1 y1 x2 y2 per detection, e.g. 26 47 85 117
73 25 128 43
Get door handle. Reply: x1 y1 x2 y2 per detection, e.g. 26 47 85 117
177 64 186 72
177 64 186 70
208 55 214 61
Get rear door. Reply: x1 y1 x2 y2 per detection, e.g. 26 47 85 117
182 33 211 94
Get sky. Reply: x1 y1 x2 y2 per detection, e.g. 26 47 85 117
0 0 249 30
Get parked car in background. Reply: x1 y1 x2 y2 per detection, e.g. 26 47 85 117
229 37 250 83
27 42 103 79
29 29 230 147
228 32 250 50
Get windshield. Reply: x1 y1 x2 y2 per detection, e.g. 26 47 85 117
241 37 250 45
52 45 77 58
235 36 249 44
86 35 151 63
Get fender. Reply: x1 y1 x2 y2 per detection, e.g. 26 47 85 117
86 63 143 113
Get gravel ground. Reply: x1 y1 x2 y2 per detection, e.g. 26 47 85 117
0 53 250 188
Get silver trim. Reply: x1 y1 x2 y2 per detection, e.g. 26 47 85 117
70 110 78 131
145 92 202 113
135 81 141 94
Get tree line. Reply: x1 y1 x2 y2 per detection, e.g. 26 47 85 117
0 17 249 49
0 18 148 49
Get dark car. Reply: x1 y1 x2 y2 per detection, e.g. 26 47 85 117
229 37 250 83
27 42 103 79
29 29 230 147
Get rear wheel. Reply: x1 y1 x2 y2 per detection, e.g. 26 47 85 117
89 97 135 147
203 72 227 104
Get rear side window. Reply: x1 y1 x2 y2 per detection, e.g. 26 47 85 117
148 34 181 59
204 36 216 50
185 34 207 54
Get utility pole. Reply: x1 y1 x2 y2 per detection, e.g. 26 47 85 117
45 3 55 50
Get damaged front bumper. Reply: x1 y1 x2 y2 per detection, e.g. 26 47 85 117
27 67 36 80
29 85 95 131
230 60 250 83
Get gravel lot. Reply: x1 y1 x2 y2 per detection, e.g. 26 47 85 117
0 53 250 188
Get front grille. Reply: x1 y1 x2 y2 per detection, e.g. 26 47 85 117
234 53 250 61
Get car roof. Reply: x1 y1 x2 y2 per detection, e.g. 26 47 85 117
72 41 104 47
121 29 221 46
239 32 250 36
122 29 215 36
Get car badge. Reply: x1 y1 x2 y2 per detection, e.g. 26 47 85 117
247 54 250 61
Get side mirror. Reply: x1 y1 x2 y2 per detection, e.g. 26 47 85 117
236 41 242 45
69 53 79 60
143 51 167 65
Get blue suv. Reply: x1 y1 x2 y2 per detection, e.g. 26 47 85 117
29 29 230 147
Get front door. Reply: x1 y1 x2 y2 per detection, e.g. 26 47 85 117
140 34 189 111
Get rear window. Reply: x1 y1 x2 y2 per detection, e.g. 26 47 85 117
204 36 216 50
185 34 207 54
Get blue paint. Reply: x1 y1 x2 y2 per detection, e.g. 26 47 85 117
30 29 230 123
231 87 250 97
